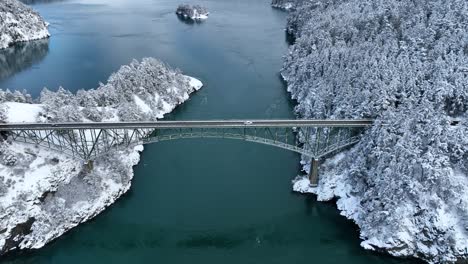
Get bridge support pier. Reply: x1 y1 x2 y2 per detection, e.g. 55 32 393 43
85 160 94 172
309 158 319 187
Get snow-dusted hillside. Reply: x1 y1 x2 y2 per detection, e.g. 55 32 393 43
0 0 50 49
0 58 203 255
280 0 468 263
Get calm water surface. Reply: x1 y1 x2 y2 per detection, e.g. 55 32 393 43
0 0 420 263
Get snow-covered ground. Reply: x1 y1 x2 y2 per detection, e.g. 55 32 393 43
0 142 142 252
0 58 203 255
3 102 42 122
0 0 50 49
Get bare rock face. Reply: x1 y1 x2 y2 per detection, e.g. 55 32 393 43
0 0 50 49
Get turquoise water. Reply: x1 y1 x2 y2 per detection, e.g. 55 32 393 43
0 0 420 263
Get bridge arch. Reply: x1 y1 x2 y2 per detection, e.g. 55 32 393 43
1 119 372 186
135 132 362 160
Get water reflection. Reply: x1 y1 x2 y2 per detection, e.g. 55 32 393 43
0 39 49 81
303 193 317 216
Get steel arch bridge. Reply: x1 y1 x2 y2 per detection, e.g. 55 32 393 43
0 119 372 186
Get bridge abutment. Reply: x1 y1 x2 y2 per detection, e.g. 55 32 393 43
309 158 319 187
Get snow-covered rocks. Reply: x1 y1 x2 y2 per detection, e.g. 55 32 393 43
176 4 209 20
0 0 50 49
0 57 203 256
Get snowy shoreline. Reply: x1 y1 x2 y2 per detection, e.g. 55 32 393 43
279 0 468 263
0 58 203 256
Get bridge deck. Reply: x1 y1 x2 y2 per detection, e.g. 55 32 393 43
0 119 373 130
1 119 373 185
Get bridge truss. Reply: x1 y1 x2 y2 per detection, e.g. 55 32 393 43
0 120 372 186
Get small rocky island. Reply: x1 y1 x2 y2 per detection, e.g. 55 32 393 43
0 0 50 49
176 4 209 20
271 0 295 10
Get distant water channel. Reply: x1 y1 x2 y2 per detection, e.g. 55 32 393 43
0 0 420 263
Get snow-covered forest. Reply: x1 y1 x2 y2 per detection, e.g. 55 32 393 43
38 58 201 123
0 0 49 49
280 0 468 263
0 58 202 255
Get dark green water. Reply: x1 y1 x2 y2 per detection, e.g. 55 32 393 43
0 0 420 263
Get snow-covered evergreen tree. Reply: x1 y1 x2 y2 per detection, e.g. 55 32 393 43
37 58 198 123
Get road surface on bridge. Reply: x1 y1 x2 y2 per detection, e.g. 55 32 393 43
0 119 374 131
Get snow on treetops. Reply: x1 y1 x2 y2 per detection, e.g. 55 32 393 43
0 0 50 49
0 57 203 256
281 0 468 262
